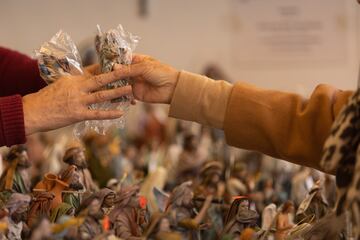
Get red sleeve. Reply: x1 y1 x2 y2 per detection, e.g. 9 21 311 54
0 47 46 97
0 95 26 147
0 47 46 147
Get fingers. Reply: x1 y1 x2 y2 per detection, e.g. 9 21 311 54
113 63 146 79
84 85 133 104
83 109 123 120
132 54 153 64
84 64 101 75
85 69 129 91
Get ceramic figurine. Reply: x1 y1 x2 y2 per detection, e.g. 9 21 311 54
0 145 31 194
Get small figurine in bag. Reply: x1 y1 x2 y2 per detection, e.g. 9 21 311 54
0 145 31 194
35 30 83 84
95 25 135 103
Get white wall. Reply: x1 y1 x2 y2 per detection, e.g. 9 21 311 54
1 0 359 95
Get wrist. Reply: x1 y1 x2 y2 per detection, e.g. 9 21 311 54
167 70 180 104
169 71 232 129
22 94 39 135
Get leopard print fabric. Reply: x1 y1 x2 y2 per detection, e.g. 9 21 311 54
321 88 360 238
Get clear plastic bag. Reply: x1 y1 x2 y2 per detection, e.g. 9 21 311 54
81 24 140 136
35 25 139 137
35 30 83 84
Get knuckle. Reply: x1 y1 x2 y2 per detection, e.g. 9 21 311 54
73 109 86 121
113 68 124 78
93 75 105 87
94 111 103 119
95 91 107 101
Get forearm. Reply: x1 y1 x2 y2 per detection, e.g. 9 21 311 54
169 71 232 129
169 71 353 172
224 82 353 172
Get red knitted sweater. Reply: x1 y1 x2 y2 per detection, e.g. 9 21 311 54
0 47 46 147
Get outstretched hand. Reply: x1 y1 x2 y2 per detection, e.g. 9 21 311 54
23 66 132 135
114 55 180 104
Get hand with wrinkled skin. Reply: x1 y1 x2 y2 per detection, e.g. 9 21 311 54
23 66 132 135
114 55 180 104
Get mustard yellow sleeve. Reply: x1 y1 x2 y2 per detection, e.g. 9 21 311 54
224 82 353 172
169 71 232 129
169 70 353 173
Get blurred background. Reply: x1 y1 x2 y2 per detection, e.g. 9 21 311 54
1 0 359 92
0 0 358 232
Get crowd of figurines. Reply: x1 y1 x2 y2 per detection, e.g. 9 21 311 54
0 136 334 240
0 117 338 240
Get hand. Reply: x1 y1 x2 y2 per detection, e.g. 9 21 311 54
22 69 132 135
85 63 137 105
84 64 101 76
114 55 180 104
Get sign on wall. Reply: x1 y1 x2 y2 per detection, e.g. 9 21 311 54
230 0 351 68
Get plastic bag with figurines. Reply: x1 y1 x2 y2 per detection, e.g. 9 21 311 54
82 24 140 136
35 25 139 137
35 30 83 84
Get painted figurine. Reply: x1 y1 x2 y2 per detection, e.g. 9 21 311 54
221 196 259 239
275 201 295 240
175 134 207 185
0 145 31 194
59 164 85 210
27 191 55 227
296 182 329 223
5 193 31 240
109 185 148 239
32 167 81 223
77 188 116 216
194 161 225 239
225 162 250 204
166 181 213 240
78 196 104 240
145 212 181 240
195 161 225 199
62 147 98 193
